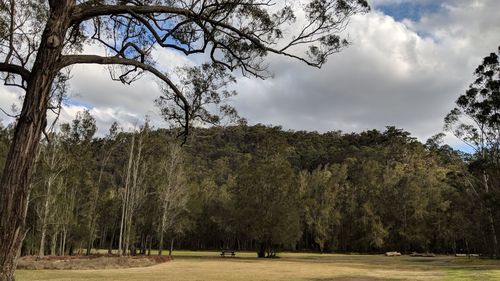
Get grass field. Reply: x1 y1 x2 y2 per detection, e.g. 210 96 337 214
16 251 500 281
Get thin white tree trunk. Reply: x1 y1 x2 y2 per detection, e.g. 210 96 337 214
50 229 57 256
38 182 50 257
119 134 135 256
125 132 146 256
169 238 174 256
39 147 59 257
158 211 166 256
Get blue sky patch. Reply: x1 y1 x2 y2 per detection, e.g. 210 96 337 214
65 98 94 109
377 1 442 22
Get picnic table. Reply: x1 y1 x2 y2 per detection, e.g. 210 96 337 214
220 249 236 257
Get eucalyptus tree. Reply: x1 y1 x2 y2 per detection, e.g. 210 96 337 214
35 134 67 257
0 0 369 277
155 141 189 256
85 122 120 255
445 46 500 257
299 164 345 252
231 134 301 258
118 123 149 256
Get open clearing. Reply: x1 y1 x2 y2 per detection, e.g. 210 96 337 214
17 251 500 281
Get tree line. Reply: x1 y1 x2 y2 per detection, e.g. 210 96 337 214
1 115 498 258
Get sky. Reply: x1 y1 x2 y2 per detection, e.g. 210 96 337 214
1 0 499 150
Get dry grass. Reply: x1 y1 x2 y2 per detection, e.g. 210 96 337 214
17 254 171 270
16 251 500 281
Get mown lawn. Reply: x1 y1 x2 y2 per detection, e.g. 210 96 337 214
16 251 500 281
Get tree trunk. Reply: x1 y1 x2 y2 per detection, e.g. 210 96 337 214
147 235 152 256
0 2 73 279
86 155 109 256
50 231 57 256
125 215 133 256
38 175 54 258
61 229 67 256
100 228 106 250
158 209 166 256
59 231 63 256
169 238 174 256
483 172 499 258
38 218 47 257
465 239 470 258
158 231 164 256
487 209 499 258
140 233 145 255
257 243 266 258
108 230 115 255
119 135 135 256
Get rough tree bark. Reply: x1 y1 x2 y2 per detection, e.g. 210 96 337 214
0 1 73 279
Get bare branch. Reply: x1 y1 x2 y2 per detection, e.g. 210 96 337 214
0 106 19 118
0 62 30 81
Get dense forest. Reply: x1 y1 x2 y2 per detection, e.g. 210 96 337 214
0 46 498 259
0 113 498 258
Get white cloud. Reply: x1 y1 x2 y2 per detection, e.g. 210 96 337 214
0 87 22 125
230 0 500 144
0 0 499 149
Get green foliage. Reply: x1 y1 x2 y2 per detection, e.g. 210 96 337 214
445 46 500 152
231 140 301 257
300 164 345 252
20 113 497 257
444 46 500 257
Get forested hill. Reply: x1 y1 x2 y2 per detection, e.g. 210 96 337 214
0 117 495 257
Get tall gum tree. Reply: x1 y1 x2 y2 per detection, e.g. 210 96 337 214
0 0 369 279
445 46 500 258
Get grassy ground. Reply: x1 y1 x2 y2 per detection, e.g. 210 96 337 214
16 251 500 281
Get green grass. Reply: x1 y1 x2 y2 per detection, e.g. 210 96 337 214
16 251 500 281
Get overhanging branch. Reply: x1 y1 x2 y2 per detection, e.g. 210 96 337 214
58 54 191 139
0 63 31 81
71 4 326 68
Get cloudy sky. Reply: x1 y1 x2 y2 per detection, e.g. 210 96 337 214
1 0 499 149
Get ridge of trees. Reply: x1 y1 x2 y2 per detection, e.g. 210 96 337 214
0 118 496 258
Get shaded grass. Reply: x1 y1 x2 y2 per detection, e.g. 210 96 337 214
16 251 500 281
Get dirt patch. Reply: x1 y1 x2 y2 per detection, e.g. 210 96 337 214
17 254 172 270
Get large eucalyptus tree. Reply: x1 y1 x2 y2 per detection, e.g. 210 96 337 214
0 0 368 279
445 46 500 258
